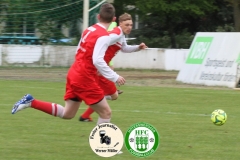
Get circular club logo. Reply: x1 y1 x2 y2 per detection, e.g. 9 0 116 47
89 122 123 157
125 122 160 158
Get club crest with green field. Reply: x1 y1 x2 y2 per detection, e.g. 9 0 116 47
125 122 159 158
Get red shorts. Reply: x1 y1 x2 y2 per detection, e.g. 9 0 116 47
97 75 117 95
64 70 104 105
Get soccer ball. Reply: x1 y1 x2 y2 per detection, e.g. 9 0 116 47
211 109 227 126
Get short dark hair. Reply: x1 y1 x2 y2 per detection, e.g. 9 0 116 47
119 13 132 23
99 3 115 23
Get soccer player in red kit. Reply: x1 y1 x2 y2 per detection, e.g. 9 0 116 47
11 3 125 125
79 13 148 122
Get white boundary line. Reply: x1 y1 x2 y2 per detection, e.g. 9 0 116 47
2 104 212 117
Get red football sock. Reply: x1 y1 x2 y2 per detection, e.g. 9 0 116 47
81 107 94 118
31 99 64 117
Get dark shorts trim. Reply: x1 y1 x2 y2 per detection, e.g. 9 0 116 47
69 97 80 102
89 97 104 105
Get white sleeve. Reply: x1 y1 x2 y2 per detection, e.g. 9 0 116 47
109 33 122 45
121 37 141 53
109 27 124 45
92 36 119 82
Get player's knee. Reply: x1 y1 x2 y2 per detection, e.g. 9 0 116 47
107 109 112 115
105 110 112 119
111 95 118 100
111 92 118 100
101 109 111 119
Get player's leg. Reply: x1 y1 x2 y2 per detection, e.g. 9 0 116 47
79 77 117 122
82 82 112 124
79 91 116 122
61 79 82 119
11 94 81 119
12 75 81 119
63 99 81 119
79 105 94 122
11 94 65 117
30 98 80 119
90 98 112 124
79 90 117 121
79 90 116 122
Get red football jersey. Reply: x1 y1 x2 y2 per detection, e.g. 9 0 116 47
106 26 141 64
105 27 124 64
70 23 119 83
75 24 108 75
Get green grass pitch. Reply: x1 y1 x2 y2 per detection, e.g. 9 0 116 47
1 79 240 160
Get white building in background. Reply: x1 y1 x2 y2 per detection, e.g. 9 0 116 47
0 43 188 71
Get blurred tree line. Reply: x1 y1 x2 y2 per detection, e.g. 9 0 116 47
114 0 240 48
0 0 239 48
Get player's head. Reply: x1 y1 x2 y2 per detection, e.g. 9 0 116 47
119 13 133 35
98 3 116 23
